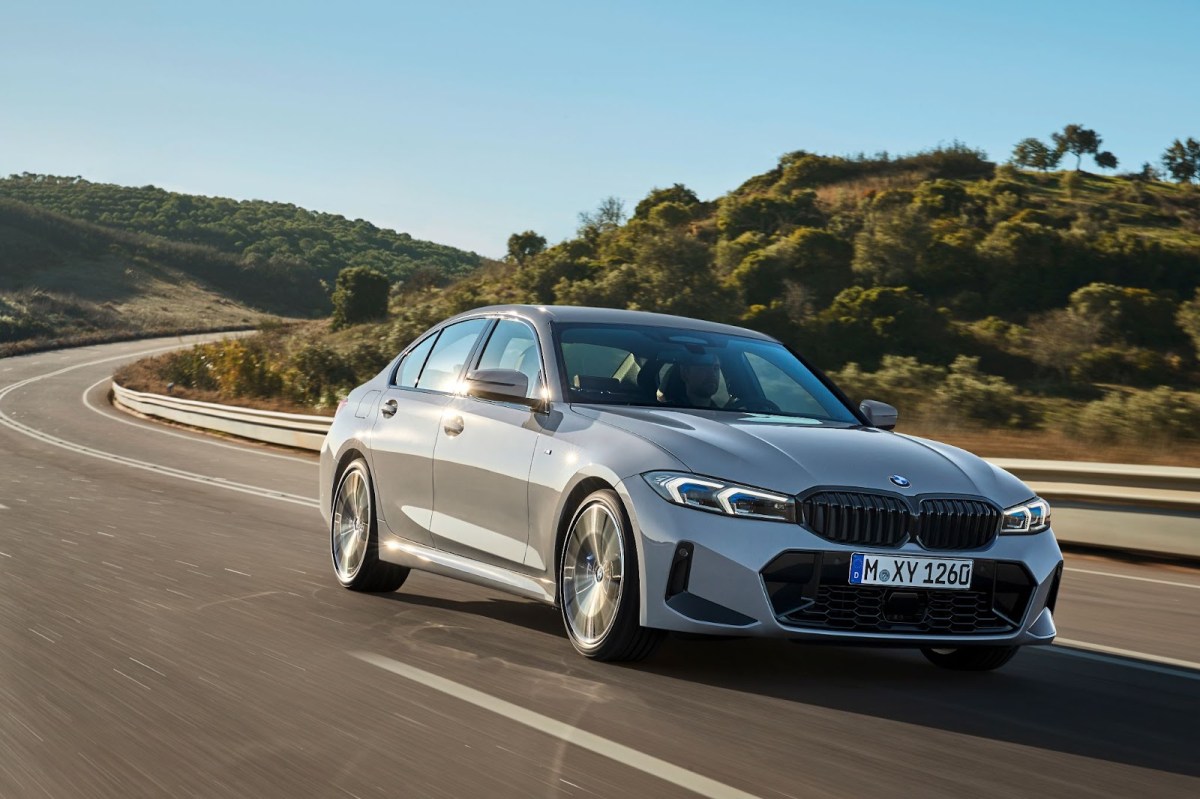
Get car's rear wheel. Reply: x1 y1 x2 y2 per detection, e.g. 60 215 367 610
920 645 1020 671
559 489 663 662
331 458 408 592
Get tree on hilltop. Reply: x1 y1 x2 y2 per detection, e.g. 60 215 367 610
1011 138 1061 171
1051 124 1101 171
1162 138 1200 184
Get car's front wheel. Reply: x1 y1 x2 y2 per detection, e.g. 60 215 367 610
331 458 409 592
558 489 663 662
920 645 1020 671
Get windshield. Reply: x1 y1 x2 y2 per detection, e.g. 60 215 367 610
554 323 859 423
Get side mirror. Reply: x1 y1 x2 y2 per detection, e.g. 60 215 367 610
464 369 540 409
859 399 898 431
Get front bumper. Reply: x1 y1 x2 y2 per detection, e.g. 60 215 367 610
616 477 1063 647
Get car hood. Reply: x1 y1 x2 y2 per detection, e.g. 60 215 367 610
571 405 1032 506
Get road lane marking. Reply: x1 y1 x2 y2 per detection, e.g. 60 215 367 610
352 651 763 799
1065 567 1200 591
0 503 8 509
130 657 166 677
1048 639 1200 681
113 669 151 691
0 343 320 510
82 376 315 465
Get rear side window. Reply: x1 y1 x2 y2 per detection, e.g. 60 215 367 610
394 333 438 388
417 318 489 393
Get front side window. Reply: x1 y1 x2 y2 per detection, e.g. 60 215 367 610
555 323 857 423
475 319 542 398
416 318 489 393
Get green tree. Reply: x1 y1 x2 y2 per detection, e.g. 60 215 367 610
1094 151 1118 171
632 184 700 219
330 266 389 330
1051 124 1101 171
1010 138 1061 171
1161 138 1200 184
506 230 546 264
716 192 823 238
1067 282 1181 348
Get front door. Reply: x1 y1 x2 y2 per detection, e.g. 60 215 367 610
430 318 545 568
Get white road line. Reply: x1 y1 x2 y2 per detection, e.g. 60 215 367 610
81 376 314 465
1065 567 1200 591
0 347 319 509
0 342 320 509
1048 639 1200 680
0 503 8 509
352 651 763 799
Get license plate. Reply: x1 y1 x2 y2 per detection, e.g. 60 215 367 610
849 553 973 590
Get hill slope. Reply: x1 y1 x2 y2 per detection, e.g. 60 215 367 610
0 199 320 353
0 174 481 288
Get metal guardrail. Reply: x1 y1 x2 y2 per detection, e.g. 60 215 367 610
111 382 1200 557
112 382 331 451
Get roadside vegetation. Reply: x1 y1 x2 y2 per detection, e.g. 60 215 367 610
110 128 1200 462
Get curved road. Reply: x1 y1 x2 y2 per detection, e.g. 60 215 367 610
1 337 1197 798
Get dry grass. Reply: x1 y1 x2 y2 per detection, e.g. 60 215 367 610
113 354 327 416
901 423 1200 467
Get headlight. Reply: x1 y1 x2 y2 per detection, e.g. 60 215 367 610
1001 497 1051 534
643 471 795 522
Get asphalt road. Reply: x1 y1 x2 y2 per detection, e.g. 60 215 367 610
1 337 1197 799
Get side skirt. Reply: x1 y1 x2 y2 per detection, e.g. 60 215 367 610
381 537 555 605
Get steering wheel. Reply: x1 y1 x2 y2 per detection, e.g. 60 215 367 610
726 396 781 414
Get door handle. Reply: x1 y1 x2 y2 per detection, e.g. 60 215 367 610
380 399 398 418
443 415 465 437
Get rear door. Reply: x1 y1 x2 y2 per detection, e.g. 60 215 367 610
370 318 490 547
429 318 546 568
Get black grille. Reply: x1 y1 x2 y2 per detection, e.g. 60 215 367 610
798 491 1000 551
916 498 1001 550
782 585 1012 634
761 551 1034 636
799 491 910 547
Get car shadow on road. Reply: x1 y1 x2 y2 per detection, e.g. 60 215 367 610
374 590 1199 780
635 636 1200 779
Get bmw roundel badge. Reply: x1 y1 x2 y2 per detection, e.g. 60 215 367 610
890 474 911 488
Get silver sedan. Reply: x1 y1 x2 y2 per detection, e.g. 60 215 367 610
319 305 1063 669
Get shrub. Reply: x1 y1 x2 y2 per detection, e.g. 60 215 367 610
1070 346 1176 386
331 266 390 330
831 356 947 404
1072 387 1199 442
932 356 1034 426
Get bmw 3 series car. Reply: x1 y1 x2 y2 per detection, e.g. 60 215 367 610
319 305 1063 669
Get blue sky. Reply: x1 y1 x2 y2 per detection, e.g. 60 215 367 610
3 1 1198 256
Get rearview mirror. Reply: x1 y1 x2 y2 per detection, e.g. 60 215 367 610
464 369 540 409
859 399 898 430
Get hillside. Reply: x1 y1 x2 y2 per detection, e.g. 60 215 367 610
123 144 1200 459
0 174 482 289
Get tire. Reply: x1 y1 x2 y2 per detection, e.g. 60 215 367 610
330 458 409 593
920 645 1021 671
558 489 663 662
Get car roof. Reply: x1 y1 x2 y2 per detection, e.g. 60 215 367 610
450 304 776 342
